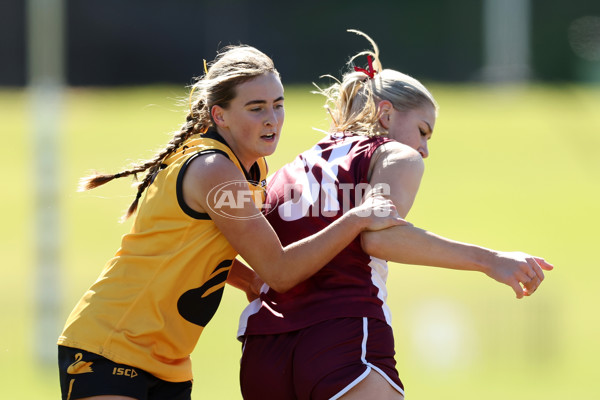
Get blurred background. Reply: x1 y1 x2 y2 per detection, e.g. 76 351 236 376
3 0 600 85
2 0 599 398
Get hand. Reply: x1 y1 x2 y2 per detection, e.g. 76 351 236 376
246 274 264 303
354 194 409 232
485 251 554 299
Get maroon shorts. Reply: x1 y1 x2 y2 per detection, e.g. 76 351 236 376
240 317 404 400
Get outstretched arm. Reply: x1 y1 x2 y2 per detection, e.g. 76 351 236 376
183 153 406 293
361 142 554 298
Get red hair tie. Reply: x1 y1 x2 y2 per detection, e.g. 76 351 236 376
354 55 376 79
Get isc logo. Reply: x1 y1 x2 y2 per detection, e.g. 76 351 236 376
112 367 138 378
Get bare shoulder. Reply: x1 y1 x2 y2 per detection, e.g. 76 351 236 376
369 141 424 180
182 152 244 212
368 141 425 217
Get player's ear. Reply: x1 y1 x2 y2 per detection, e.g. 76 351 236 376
378 100 393 129
211 105 227 127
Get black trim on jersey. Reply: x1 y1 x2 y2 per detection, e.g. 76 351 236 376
201 128 229 147
202 128 263 185
176 149 230 220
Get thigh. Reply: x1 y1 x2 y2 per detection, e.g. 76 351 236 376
239 332 298 400
339 370 404 400
293 318 404 400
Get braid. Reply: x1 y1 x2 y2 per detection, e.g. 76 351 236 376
79 98 211 221
120 109 209 220
79 44 277 221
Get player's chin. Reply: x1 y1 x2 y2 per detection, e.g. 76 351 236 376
259 135 280 155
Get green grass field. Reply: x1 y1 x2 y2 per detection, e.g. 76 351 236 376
1 83 599 399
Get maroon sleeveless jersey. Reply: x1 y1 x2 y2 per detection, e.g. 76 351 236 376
238 133 395 337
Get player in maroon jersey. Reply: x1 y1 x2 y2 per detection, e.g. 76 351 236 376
238 30 554 400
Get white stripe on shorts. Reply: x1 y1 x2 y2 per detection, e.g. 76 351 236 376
329 318 405 399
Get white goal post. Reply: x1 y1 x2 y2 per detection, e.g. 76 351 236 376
482 0 532 82
27 0 65 364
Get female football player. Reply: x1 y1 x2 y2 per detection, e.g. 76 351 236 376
238 31 554 400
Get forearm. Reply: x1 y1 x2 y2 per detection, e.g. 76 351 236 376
226 259 263 301
227 259 256 290
260 211 369 292
362 224 555 299
359 146 553 298
361 225 495 274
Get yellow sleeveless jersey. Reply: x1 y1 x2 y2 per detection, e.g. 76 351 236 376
58 130 267 382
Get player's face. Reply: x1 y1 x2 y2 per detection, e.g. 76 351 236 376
214 72 285 169
386 104 436 158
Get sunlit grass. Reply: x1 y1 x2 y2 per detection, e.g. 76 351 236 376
1 84 599 399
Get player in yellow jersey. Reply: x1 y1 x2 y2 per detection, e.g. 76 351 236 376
57 45 405 400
